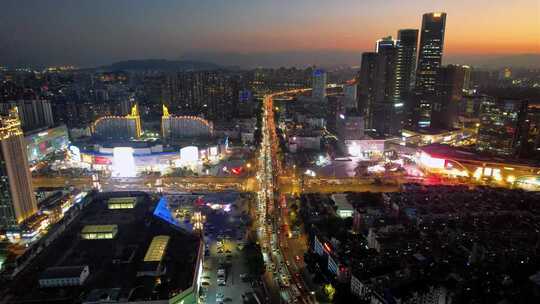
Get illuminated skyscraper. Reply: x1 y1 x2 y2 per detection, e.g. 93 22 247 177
476 99 528 156
412 12 446 128
416 12 446 95
395 29 419 124
0 108 38 229
312 69 327 100
359 36 402 136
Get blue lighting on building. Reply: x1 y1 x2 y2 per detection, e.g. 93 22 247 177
153 196 181 228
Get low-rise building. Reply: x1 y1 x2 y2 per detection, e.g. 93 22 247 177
39 265 90 288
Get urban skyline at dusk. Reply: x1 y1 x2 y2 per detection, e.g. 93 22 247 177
1 3 540 304
1 0 539 67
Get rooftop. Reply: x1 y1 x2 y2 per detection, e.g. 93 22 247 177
143 235 170 262
421 143 540 167
81 224 118 234
39 265 88 280
2 193 201 303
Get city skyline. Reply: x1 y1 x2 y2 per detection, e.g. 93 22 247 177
1 0 539 68
1 3 540 303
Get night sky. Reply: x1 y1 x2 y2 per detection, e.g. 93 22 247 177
1 0 539 67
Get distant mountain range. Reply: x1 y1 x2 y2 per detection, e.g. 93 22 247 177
179 51 540 69
99 59 222 72
93 53 540 72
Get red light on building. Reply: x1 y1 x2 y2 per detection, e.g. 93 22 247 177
231 167 243 175
323 242 332 253
93 156 111 165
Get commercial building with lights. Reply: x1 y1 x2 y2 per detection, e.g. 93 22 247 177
161 105 214 141
418 144 540 190
476 98 528 156
401 127 473 147
73 140 224 175
0 193 204 304
25 124 70 165
0 108 38 230
92 104 142 140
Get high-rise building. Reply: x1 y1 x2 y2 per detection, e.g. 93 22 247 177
413 12 447 128
358 36 403 136
359 52 385 129
162 71 243 121
0 108 38 229
476 99 528 156
0 99 54 132
312 69 327 100
343 81 358 111
372 36 402 136
415 12 447 95
462 65 472 91
431 65 467 130
395 29 419 123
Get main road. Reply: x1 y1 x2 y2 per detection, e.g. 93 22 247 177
32 172 402 194
255 90 316 304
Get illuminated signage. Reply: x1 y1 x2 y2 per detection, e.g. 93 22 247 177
419 152 445 169
180 146 199 163
69 145 81 162
81 153 93 164
112 147 136 177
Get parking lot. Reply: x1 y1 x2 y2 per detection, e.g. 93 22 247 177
197 195 256 304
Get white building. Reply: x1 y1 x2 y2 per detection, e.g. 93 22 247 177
331 194 354 218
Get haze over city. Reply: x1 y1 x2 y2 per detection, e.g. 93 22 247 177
1 0 539 67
